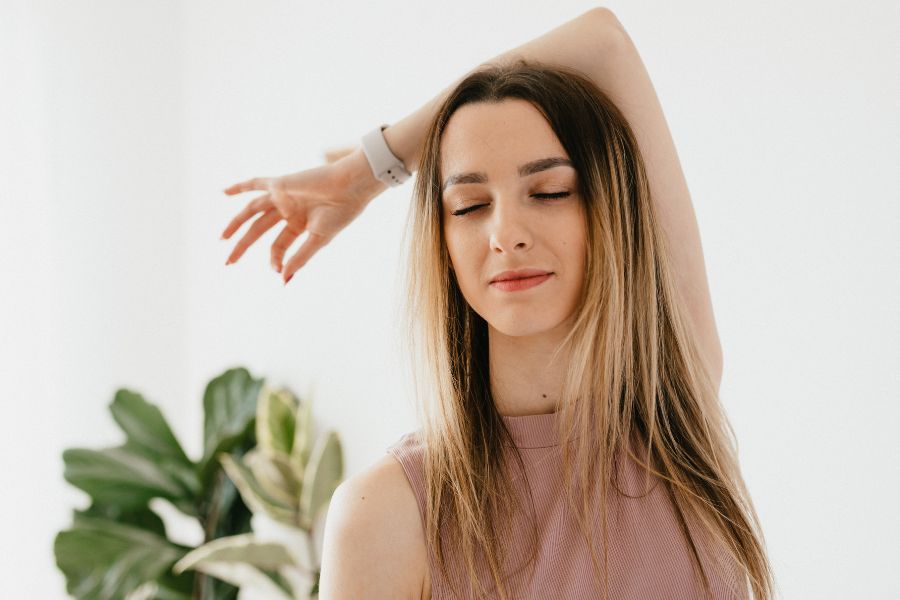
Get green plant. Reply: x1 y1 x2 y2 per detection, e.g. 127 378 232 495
53 366 271 599
173 387 344 599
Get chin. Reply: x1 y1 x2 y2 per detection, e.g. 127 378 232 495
486 313 565 338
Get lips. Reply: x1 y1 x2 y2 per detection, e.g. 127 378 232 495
490 272 553 292
490 268 552 283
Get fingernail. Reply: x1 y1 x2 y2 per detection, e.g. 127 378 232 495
285 273 294 285
225 258 232 266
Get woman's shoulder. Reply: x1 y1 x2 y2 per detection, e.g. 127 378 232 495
320 442 430 599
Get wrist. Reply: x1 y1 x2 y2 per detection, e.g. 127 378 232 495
339 146 389 206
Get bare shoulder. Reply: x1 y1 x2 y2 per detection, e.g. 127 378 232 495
319 452 430 600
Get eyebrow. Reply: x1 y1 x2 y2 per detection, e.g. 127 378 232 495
441 156 574 191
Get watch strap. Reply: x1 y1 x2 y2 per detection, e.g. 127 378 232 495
360 124 412 187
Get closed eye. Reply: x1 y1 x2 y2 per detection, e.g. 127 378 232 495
450 192 571 217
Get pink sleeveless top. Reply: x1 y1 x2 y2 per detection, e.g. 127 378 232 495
386 410 748 599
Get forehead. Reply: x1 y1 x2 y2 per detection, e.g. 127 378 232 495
439 99 569 177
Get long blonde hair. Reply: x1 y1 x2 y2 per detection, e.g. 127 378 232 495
398 59 775 600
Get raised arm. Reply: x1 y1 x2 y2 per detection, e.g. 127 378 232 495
342 8 624 198
223 8 722 386
344 7 723 388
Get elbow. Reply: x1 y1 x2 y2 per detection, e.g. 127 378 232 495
588 6 616 19
585 7 629 49
587 6 625 32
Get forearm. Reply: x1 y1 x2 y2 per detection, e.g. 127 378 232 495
345 7 624 199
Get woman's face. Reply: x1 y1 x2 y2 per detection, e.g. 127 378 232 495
440 99 586 338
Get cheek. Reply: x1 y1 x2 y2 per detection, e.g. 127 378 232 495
558 215 587 278
444 231 473 280
445 225 474 259
445 231 484 295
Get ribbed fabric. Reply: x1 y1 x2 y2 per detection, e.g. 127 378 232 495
386 409 749 599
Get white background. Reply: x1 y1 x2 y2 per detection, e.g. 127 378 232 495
2 1 898 598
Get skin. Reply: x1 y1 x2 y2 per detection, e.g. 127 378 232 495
440 98 587 417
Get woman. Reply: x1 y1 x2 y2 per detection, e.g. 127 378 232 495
221 8 774 600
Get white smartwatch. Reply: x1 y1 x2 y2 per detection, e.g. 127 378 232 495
360 124 412 187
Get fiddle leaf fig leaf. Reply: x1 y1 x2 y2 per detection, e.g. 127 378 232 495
219 453 297 525
54 515 190 600
109 389 192 467
200 367 264 484
173 533 297 573
125 580 192 600
75 503 166 538
63 447 197 516
298 430 343 530
173 535 297 600
290 399 314 479
257 387 298 458
244 447 300 506
178 562 292 600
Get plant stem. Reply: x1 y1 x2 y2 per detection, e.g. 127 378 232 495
192 470 224 599
305 527 317 575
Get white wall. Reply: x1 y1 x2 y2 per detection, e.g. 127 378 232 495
2 0 191 598
2 0 898 598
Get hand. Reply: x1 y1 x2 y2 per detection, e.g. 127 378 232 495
221 147 386 284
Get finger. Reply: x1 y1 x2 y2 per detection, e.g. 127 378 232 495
322 145 356 164
223 176 270 195
271 220 306 274
268 180 303 273
283 232 331 284
226 207 281 265
221 193 271 240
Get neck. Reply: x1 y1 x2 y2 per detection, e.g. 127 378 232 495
488 319 572 417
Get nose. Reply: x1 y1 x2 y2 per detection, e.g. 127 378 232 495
489 195 533 255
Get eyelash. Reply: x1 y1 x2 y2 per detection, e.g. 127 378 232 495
450 192 571 217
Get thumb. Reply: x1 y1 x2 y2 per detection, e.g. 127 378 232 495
322 145 356 164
